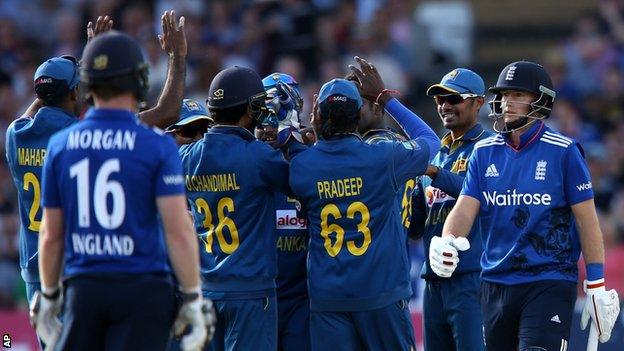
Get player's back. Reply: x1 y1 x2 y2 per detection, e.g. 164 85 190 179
42 108 183 278
289 135 428 311
5 107 76 282
180 125 289 298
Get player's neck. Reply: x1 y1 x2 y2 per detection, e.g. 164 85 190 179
509 120 537 146
93 94 138 113
449 122 477 141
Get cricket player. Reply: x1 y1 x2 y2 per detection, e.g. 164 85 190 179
289 76 439 351
6 11 187 309
259 72 310 351
180 66 289 351
411 68 491 351
429 61 621 350
166 98 214 146
32 31 213 351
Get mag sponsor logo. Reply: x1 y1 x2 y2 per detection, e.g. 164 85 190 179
276 210 307 229
576 182 592 191
482 189 552 206
425 186 455 207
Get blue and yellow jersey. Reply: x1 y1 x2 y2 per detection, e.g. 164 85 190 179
274 194 308 300
41 108 185 278
411 124 492 280
362 128 417 232
289 134 431 311
179 126 290 299
5 107 77 283
461 122 593 285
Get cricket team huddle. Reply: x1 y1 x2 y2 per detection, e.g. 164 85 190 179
5 12 622 351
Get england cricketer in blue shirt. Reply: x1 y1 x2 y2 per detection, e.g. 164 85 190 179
7 12 188 308
33 31 212 351
430 61 620 350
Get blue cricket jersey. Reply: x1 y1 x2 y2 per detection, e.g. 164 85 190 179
179 126 290 299
5 107 77 283
412 124 492 280
361 128 417 232
274 193 308 300
461 121 593 285
41 108 185 278
289 134 431 311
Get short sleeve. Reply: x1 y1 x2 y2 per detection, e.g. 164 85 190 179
564 143 594 205
155 136 186 197
42 137 62 207
459 151 482 202
391 139 430 190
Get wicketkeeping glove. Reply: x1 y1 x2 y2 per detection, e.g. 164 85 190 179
580 279 620 343
429 235 470 278
175 289 217 351
29 287 63 351
265 82 303 146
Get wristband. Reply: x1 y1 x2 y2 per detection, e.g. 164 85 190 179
41 286 61 300
180 286 202 303
586 263 604 282
375 89 400 105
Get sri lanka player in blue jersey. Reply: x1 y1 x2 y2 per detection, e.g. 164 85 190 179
33 31 212 351
430 61 620 350
6 12 188 309
289 69 440 350
259 72 311 351
409 68 490 351
180 66 289 351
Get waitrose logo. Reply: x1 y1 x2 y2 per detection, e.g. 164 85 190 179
483 189 552 206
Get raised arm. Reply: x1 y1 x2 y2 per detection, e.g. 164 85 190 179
349 56 440 159
138 10 187 128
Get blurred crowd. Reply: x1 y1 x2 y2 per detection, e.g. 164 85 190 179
0 0 622 309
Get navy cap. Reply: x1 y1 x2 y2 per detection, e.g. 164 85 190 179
318 79 363 117
168 99 213 130
34 56 79 96
426 68 485 96
207 66 265 109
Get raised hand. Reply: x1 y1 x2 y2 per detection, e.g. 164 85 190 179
87 15 114 42
158 10 187 58
348 56 385 102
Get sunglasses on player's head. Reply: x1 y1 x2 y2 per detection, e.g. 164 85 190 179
434 93 480 106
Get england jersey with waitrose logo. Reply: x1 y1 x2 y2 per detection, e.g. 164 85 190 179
461 122 593 285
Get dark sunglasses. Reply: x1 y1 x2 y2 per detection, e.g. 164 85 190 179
434 93 479 106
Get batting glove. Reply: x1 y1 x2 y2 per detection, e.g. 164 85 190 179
581 279 620 343
429 235 470 278
175 288 217 351
29 287 62 351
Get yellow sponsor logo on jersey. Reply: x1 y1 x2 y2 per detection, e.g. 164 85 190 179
17 148 46 166
316 177 363 199
185 173 240 192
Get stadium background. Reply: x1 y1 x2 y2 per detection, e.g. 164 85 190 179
0 0 622 349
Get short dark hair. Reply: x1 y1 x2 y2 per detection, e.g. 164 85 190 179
209 103 248 125
90 83 128 101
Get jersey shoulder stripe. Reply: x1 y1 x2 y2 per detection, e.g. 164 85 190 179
474 135 504 149
540 132 573 149
543 130 573 143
